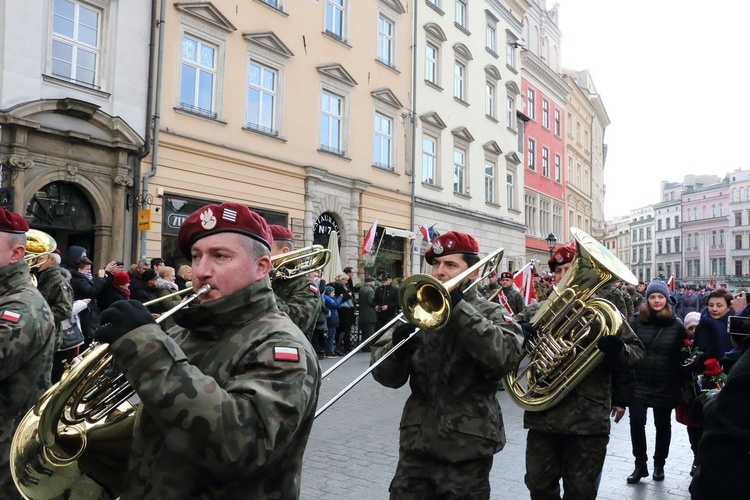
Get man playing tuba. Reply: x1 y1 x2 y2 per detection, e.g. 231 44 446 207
370 231 524 499
0 209 55 499
515 241 644 500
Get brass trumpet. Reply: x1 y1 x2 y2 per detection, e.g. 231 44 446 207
10 285 211 499
25 229 57 270
271 244 331 281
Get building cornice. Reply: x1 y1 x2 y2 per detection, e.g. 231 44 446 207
521 50 569 102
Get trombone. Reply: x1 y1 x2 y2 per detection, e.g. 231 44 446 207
143 286 192 307
271 244 331 281
315 247 504 418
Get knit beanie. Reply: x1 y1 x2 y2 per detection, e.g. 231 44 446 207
684 311 700 329
645 279 670 300
113 271 130 286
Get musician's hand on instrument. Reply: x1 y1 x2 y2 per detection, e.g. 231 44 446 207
519 321 537 346
449 287 464 306
596 335 624 359
95 300 156 344
392 323 419 360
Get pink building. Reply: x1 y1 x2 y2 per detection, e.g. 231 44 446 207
681 179 730 284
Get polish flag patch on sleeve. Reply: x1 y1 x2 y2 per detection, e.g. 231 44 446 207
274 346 300 362
309 285 319 294
1 310 21 323
503 314 514 323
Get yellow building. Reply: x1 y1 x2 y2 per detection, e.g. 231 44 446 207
142 0 413 278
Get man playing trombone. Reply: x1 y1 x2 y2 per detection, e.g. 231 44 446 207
269 225 322 340
93 202 321 499
370 231 524 500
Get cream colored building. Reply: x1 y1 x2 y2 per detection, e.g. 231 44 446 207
141 0 413 277
562 73 594 243
411 0 528 273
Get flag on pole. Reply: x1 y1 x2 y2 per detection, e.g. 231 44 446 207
667 274 674 292
513 261 537 306
708 275 715 289
419 222 432 243
361 219 378 255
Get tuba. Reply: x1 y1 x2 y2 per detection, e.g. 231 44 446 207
271 244 331 281
503 228 637 411
10 285 211 499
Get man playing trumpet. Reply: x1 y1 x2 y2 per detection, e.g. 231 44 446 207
370 231 524 499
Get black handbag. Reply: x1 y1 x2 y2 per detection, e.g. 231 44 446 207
58 323 85 351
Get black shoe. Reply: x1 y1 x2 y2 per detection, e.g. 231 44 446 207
626 464 649 484
652 465 665 481
690 457 698 476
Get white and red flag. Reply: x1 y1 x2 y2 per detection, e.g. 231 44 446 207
513 261 537 306
361 219 378 255
667 274 674 293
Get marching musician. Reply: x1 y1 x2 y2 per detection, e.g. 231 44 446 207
515 241 644 500
269 224 322 340
94 202 320 499
370 231 524 499
498 271 524 315
0 208 55 499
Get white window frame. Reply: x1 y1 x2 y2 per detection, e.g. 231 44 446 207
453 146 467 194
527 88 536 120
506 31 517 68
377 14 395 67
542 147 549 177
485 159 496 204
319 89 345 155
485 81 496 119
454 61 466 100
50 0 102 88
527 138 536 171
246 60 279 135
554 154 561 183
542 99 549 128
373 112 393 170
325 0 348 43
456 0 467 28
425 43 438 84
506 169 517 210
554 108 561 136
486 19 497 53
180 34 218 117
422 134 438 185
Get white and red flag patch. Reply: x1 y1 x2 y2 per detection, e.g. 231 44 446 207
309 285 319 294
273 346 300 362
1 310 20 323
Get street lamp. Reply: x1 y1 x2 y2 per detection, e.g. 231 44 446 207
545 233 557 257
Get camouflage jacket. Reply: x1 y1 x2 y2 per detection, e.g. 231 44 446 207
272 275 321 339
36 266 73 327
499 286 525 316
517 301 644 435
109 276 321 499
358 284 376 324
371 286 524 462
596 286 628 318
0 262 55 465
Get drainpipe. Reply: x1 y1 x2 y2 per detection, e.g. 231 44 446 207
140 0 166 257
408 0 418 275
133 0 159 263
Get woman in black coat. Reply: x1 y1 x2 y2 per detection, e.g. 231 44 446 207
626 279 687 484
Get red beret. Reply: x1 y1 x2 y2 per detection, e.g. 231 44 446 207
177 202 272 259
548 241 576 271
113 271 130 286
500 272 513 280
269 224 294 242
0 207 29 234
424 231 479 265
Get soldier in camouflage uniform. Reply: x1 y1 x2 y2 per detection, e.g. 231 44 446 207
0 210 56 499
629 281 645 313
94 202 321 499
516 241 644 500
498 271 525 315
269 225 322 340
370 231 524 499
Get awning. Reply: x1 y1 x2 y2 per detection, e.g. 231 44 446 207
383 226 417 239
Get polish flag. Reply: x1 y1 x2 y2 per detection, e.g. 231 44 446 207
513 262 537 306
361 219 378 255
667 274 674 292
419 223 432 243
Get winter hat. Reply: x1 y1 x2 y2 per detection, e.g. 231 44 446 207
645 279 670 300
684 311 700 329
324 285 335 295
113 271 130 286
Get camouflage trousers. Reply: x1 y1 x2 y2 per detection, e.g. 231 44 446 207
525 429 609 500
390 450 493 500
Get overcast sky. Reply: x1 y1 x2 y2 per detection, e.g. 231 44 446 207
556 1 750 220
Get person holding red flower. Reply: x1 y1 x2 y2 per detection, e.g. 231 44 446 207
626 279 687 484
690 326 750 499
675 311 703 476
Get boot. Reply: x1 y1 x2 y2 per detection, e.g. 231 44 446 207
652 464 665 481
626 463 649 484
690 457 698 477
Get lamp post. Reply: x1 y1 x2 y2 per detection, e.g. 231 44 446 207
546 233 557 257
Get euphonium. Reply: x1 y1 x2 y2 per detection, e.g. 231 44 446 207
271 244 331 281
25 229 57 270
503 228 637 411
10 285 211 499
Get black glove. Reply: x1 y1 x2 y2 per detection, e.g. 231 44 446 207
597 335 624 359
519 321 537 346
392 322 419 360
689 353 708 373
95 300 156 344
449 287 464 306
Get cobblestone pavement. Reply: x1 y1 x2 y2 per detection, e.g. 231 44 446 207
303 353 695 500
